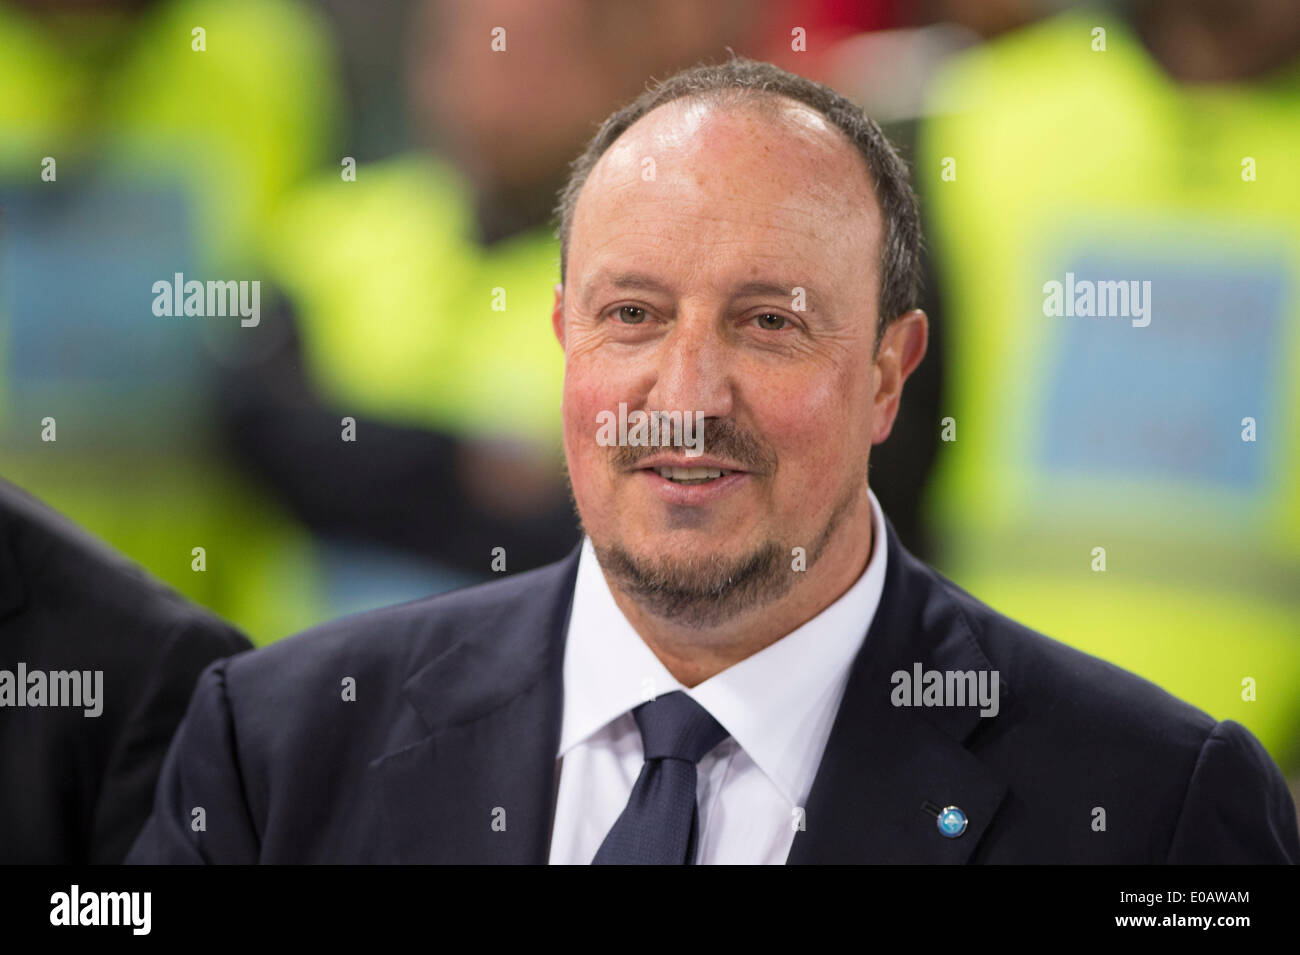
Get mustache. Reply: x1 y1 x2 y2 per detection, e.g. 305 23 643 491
611 416 776 473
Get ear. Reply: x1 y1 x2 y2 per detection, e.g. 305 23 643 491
871 309 928 445
551 283 565 349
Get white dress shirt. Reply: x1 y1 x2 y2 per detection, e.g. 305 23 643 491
547 487 889 864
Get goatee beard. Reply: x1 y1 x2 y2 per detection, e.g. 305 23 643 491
589 480 862 629
593 537 787 629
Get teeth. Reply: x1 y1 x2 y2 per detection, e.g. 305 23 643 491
655 466 729 483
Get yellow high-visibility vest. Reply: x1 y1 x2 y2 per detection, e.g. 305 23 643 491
263 154 565 447
0 0 342 643
919 11 1300 767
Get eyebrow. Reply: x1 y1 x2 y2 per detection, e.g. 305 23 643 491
577 271 673 310
731 280 818 310
578 271 819 312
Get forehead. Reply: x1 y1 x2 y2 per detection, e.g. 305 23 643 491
569 95 882 296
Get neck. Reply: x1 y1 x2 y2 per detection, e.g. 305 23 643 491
606 488 876 687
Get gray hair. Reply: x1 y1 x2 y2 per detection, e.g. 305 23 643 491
555 55 923 344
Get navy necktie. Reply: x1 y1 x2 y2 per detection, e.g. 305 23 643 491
592 691 730 865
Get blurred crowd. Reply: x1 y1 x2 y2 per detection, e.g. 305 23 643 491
1 0 1297 786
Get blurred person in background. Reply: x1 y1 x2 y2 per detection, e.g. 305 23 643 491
0 477 251 863
914 0 1300 784
0 0 343 643
223 0 948 616
819 1 1068 560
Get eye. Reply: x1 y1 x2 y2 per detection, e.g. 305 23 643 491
616 306 647 324
753 312 789 331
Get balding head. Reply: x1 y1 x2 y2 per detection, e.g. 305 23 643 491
556 57 923 346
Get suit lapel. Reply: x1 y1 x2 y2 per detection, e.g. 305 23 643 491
364 547 580 863
787 520 1010 863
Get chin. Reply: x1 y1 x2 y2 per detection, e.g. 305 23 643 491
593 530 791 628
640 524 758 555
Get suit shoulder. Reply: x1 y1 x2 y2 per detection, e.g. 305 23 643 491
898 552 1294 861
223 554 576 696
205 555 577 818
0 477 250 656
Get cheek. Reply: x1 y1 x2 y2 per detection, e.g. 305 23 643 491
563 364 611 430
561 370 616 492
757 363 874 496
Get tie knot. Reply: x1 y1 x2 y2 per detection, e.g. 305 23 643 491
632 691 729 763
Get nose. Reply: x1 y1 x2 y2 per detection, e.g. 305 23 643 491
644 305 733 420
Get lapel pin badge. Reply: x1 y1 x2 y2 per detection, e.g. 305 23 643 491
923 801 968 838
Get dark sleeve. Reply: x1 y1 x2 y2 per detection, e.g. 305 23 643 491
91 618 252 863
1165 720 1300 863
125 659 262 864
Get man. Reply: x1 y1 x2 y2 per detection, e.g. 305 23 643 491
0 477 252 863
128 58 1299 864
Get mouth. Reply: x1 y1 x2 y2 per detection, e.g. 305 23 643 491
646 465 738 485
631 456 748 486
630 457 752 505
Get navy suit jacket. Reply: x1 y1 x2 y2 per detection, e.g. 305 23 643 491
128 518 1300 863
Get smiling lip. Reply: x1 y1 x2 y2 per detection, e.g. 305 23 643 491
634 465 751 506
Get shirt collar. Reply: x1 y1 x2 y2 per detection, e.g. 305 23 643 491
559 487 889 805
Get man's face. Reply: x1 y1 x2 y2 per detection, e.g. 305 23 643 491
555 96 893 628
